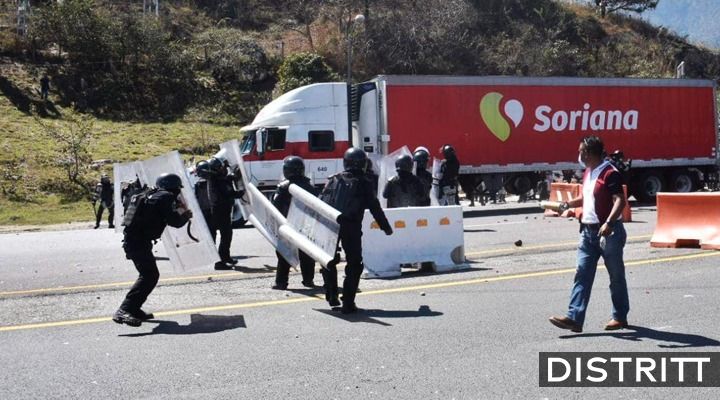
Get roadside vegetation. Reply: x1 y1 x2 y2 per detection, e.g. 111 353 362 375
0 0 718 225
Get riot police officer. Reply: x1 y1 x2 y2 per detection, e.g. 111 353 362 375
271 156 318 290
193 160 214 237
113 173 192 327
383 154 426 208
94 174 115 229
437 144 460 205
320 148 393 314
207 157 243 270
413 147 433 206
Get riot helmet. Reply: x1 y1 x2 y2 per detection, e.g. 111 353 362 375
282 156 305 179
208 157 224 173
195 160 210 179
395 154 413 173
441 144 456 159
343 148 367 172
156 173 183 193
100 174 110 184
413 148 430 170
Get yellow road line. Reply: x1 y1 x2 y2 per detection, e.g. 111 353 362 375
0 235 654 297
1 250 717 333
465 234 652 257
0 271 247 297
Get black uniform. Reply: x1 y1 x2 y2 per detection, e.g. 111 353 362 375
383 170 426 208
415 168 433 206
94 179 114 228
439 156 460 205
207 174 242 263
120 189 190 316
194 179 214 234
272 176 318 288
121 180 145 213
320 170 392 310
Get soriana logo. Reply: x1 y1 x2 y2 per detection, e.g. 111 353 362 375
480 92 640 142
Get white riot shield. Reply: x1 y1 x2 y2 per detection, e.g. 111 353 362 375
218 140 251 221
286 184 341 267
139 151 220 271
377 146 412 208
430 158 441 206
245 183 299 266
113 161 143 233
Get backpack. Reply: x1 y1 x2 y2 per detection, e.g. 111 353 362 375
122 187 157 228
320 173 360 215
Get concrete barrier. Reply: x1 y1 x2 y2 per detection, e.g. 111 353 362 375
362 205 468 278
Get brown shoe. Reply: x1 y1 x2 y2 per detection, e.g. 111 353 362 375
604 319 628 330
549 316 583 333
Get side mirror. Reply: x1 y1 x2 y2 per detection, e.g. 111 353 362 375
255 129 266 158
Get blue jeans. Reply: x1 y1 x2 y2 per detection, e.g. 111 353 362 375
567 222 629 326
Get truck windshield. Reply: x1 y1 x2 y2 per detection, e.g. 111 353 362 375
240 133 255 154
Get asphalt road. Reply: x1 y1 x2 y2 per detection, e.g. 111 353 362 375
1 200 719 399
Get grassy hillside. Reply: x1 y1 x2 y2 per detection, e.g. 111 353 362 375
0 85 241 225
1 0 719 226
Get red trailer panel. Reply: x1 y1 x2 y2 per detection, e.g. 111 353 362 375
384 79 716 166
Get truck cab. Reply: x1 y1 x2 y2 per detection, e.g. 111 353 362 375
239 82 367 191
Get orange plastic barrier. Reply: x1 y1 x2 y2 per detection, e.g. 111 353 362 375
545 183 581 217
546 183 632 222
621 185 632 223
650 193 720 249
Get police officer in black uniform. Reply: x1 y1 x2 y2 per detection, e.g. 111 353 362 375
438 144 460 205
320 148 393 314
121 177 145 213
94 174 115 229
365 158 379 196
271 156 318 290
383 154 426 208
413 148 433 206
193 160 214 236
113 173 192 327
207 157 243 270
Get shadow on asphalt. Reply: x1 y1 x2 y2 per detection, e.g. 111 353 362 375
119 314 246 337
463 206 543 219
559 325 720 348
314 305 443 326
388 266 493 280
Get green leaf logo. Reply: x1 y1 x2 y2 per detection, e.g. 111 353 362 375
480 92 523 142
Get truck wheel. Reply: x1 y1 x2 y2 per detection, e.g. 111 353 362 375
633 171 665 203
669 169 697 193
504 175 533 196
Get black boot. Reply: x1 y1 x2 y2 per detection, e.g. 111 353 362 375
326 290 340 307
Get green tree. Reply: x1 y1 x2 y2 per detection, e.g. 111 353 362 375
34 110 95 198
276 52 339 94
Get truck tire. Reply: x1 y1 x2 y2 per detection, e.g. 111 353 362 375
504 175 533 196
633 171 665 203
668 169 697 193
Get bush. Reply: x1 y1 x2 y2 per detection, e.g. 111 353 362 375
276 52 339 94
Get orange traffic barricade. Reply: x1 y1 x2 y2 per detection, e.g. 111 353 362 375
650 192 720 249
545 183 581 217
547 183 632 222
